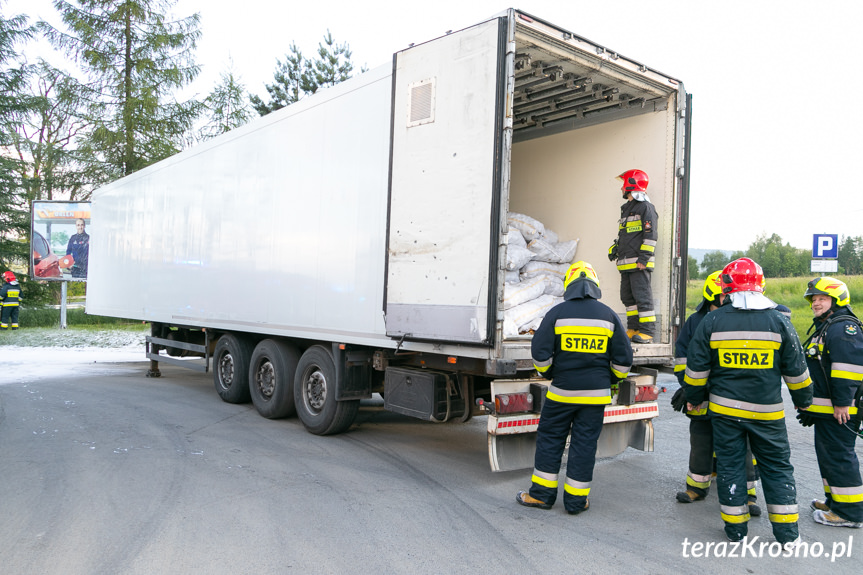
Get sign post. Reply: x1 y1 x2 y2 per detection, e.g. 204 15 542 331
811 234 839 274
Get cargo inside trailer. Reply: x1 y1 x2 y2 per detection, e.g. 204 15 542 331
503 16 683 345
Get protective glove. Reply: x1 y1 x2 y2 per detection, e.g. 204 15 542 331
670 387 687 413
796 410 815 428
607 239 619 262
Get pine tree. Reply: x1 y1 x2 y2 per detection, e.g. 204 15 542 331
42 0 202 178
310 30 355 89
250 42 315 116
0 5 35 273
251 33 364 117
200 65 253 140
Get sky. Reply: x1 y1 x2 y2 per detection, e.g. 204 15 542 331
6 0 863 253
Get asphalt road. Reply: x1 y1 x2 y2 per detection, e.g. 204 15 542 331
0 362 860 574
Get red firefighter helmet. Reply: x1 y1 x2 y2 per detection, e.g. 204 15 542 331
617 169 649 193
720 258 764 294
2 271 16 282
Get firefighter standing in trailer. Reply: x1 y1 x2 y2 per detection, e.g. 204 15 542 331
516 261 633 515
798 277 863 528
0 271 21 330
672 271 762 516
609 169 657 344
684 258 812 546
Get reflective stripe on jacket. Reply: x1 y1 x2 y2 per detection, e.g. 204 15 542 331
684 303 812 420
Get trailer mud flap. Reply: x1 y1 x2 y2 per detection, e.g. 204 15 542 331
487 418 655 472
489 431 537 473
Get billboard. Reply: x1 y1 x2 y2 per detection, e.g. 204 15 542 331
30 201 91 282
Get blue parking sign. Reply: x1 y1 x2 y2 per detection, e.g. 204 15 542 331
812 234 838 258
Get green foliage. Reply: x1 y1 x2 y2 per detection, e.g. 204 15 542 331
744 233 809 278
838 236 863 275
251 32 364 116
310 30 357 89
250 42 314 115
16 306 142 328
685 275 863 341
12 61 95 204
687 255 698 280
699 250 728 277
199 65 253 140
42 0 203 177
0 7 36 274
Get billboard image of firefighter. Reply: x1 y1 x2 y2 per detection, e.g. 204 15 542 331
31 201 91 282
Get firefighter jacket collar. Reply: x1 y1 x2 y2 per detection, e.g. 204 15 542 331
631 192 651 202
563 279 602 301
728 291 777 311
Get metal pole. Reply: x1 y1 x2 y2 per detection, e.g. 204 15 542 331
60 281 68 329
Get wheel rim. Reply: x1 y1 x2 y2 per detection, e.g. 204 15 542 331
255 360 276 399
302 367 327 414
218 353 234 389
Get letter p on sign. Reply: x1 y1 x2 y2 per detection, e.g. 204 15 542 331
813 234 839 258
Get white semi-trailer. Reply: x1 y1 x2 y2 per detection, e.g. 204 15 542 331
87 9 692 471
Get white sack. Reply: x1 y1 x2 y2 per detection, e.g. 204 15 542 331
538 273 565 297
505 294 561 334
508 212 545 241
507 226 527 248
521 260 570 279
521 298 565 332
503 277 546 310
527 238 579 264
506 245 534 271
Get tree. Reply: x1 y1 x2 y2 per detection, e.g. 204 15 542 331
700 250 730 277
310 30 357 89
687 255 698 280
11 61 94 203
42 0 203 178
745 233 808 278
0 5 35 274
838 235 863 276
251 32 364 116
199 64 253 140
249 42 314 116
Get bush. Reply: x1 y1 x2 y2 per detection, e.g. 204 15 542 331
17 306 146 328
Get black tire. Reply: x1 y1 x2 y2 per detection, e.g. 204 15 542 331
213 334 253 404
294 345 359 435
249 339 300 419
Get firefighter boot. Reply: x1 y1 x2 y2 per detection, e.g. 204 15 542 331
810 499 830 512
516 491 552 510
813 509 863 528
626 329 638 339
676 490 705 503
631 332 653 344
567 499 589 516
747 493 762 517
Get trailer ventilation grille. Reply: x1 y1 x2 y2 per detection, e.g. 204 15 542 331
407 79 435 127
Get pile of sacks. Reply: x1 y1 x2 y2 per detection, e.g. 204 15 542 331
504 212 579 337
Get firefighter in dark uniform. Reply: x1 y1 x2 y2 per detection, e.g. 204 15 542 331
685 258 812 546
0 271 21 330
516 261 633 515
799 277 863 528
673 271 765 516
609 169 657 344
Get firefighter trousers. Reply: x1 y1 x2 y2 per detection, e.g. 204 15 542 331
713 417 798 543
685 417 759 500
0 305 18 329
529 401 604 514
814 418 863 522
619 269 655 336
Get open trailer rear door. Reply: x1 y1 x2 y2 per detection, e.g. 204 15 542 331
385 17 507 345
